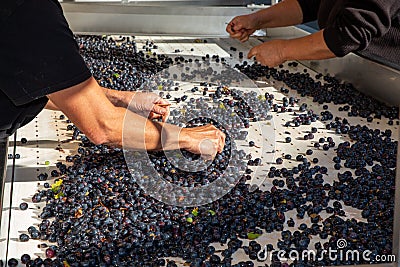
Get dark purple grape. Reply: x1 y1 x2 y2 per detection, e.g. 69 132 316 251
19 202 28 210
45 248 55 258
19 234 30 242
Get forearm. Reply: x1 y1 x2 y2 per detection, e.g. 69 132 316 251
112 107 187 151
48 77 224 157
45 85 131 111
46 87 135 111
282 30 336 61
253 0 303 29
102 87 136 108
47 78 184 150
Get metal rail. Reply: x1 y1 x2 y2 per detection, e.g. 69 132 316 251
62 2 258 36
0 138 9 266
2 2 400 263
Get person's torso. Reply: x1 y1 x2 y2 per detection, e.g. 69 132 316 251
318 0 400 28
0 0 25 24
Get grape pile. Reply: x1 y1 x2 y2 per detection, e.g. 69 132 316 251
9 35 398 267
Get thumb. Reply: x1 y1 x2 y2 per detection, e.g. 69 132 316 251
247 47 257 59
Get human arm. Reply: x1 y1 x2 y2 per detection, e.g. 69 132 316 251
244 0 399 66
226 0 304 42
248 29 335 66
46 86 170 122
47 77 225 157
101 88 170 122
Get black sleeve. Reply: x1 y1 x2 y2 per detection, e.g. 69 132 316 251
0 0 24 24
0 0 92 106
297 0 321 23
323 0 397 57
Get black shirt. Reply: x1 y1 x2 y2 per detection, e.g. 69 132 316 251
0 0 92 138
297 0 400 70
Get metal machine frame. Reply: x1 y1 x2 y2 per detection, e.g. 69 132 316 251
62 2 255 36
0 138 9 264
0 1 399 266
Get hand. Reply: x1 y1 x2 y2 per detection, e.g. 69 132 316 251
129 92 170 122
180 124 226 159
226 14 259 42
247 40 287 67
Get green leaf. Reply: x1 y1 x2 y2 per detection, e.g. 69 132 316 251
192 208 199 217
208 210 216 216
257 95 266 101
55 192 65 199
113 73 120 78
247 232 262 240
51 179 63 193
186 217 193 223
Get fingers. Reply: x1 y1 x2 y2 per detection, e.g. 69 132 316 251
227 26 244 40
148 112 162 120
239 32 250 43
198 138 215 160
230 32 245 40
156 98 169 105
162 107 170 122
159 101 170 122
206 125 225 152
148 110 169 122
232 21 244 32
153 99 170 122
226 18 246 39
182 124 226 159
203 125 226 156
247 46 258 60
227 15 256 43
226 21 235 35
218 131 226 153
151 105 167 117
